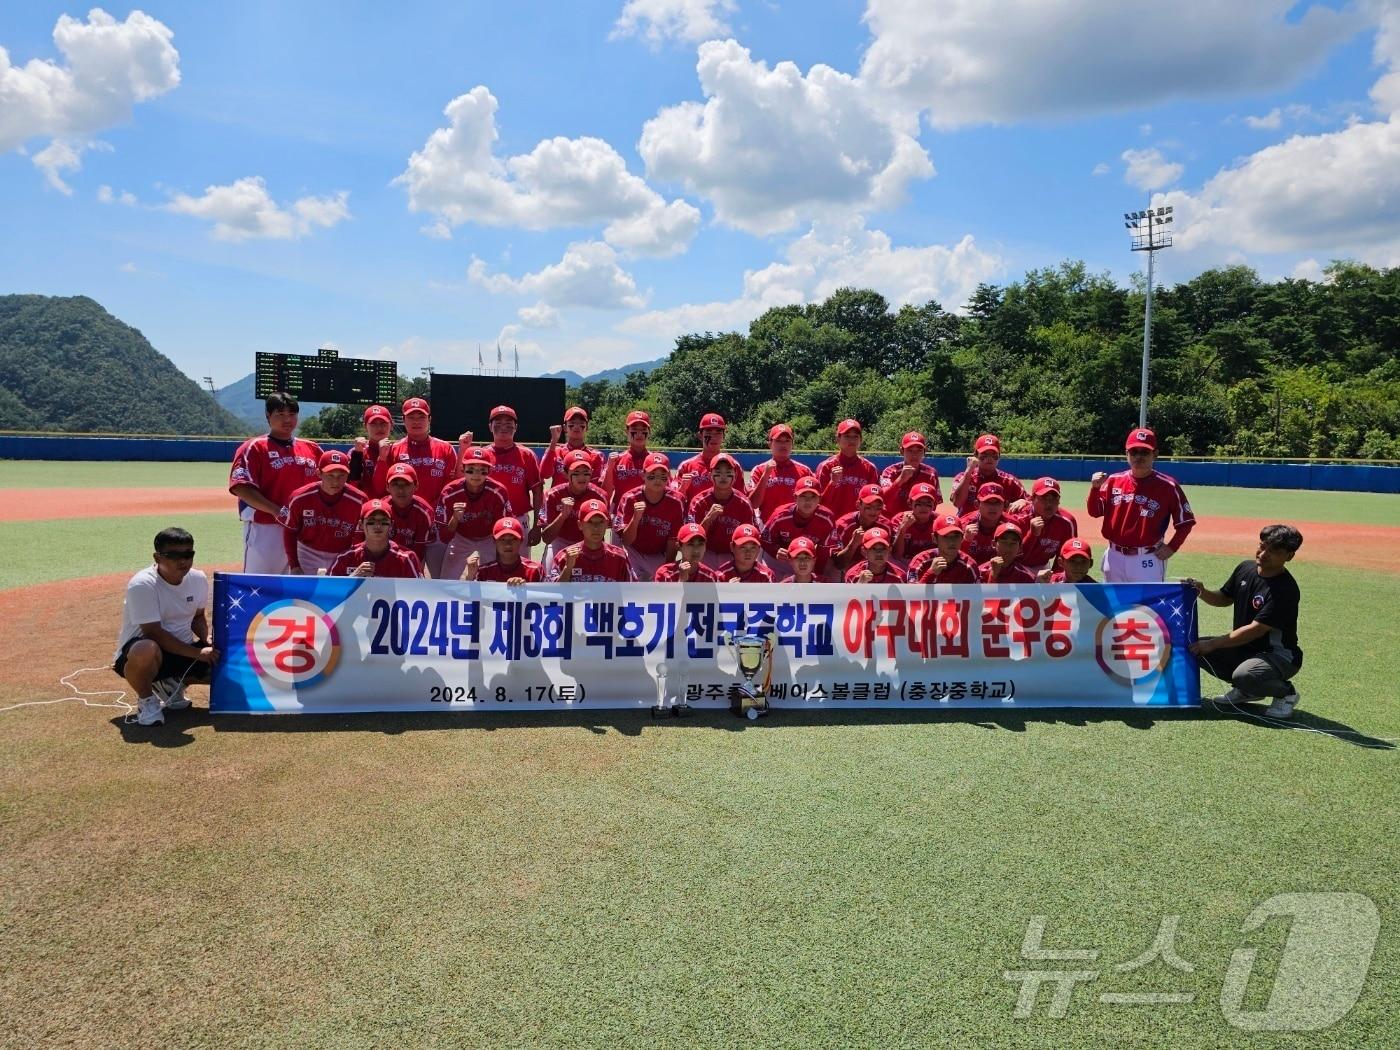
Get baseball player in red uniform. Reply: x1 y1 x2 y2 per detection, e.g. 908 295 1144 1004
830 484 891 575
654 522 723 582
331 499 423 579
614 452 687 581
958 482 1014 566
476 404 542 544
372 397 459 577
815 418 881 519
676 412 744 502
228 392 323 574
381 462 436 568
540 406 607 489
978 523 1037 584
748 423 814 525
437 446 511 580
718 523 776 583
760 476 836 578
464 518 545 584
844 527 906 584
1087 427 1195 582
880 432 942 515
277 450 367 574
603 410 654 507
910 515 981 584
949 434 1028 516
1018 477 1078 573
349 404 393 497
540 449 610 568
778 536 822 583
550 499 636 582
689 454 758 571
892 481 940 562
1041 538 1095 583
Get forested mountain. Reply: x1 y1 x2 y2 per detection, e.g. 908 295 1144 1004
0 295 250 435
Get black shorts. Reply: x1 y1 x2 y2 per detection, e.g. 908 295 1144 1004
113 636 211 684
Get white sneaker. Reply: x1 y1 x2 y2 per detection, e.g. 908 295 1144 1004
152 680 191 710
1210 688 1245 704
136 695 164 726
1266 691 1300 719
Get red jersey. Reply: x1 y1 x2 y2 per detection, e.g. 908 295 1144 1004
718 560 777 583
278 483 366 562
879 462 942 515
979 561 1038 585
613 488 688 555
843 561 908 585
541 482 609 547
483 443 541 517
375 436 458 509
748 458 815 524
952 467 1026 515
541 443 606 489
911 550 981 584
688 488 758 557
1087 469 1195 551
654 561 723 583
603 448 652 506
831 511 894 557
229 435 323 524
761 503 837 570
1049 571 1097 584
779 574 827 584
1018 509 1079 570
386 496 436 561
550 543 636 582
331 542 422 579
435 478 511 541
477 558 545 583
957 510 1022 566
348 440 389 498
676 452 745 503
814 453 881 518
894 514 939 560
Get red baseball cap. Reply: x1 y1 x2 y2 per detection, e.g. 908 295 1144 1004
788 536 817 557
934 514 965 536
836 418 862 436
386 463 417 484
768 423 794 441
625 410 651 429
565 449 594 472
710 453 740 474
362 405 391 425
1126 427 1157 451
360 498 392 520
493 517 524 540
460 447 491 467
901 431 926 450
643 452 671 473
794 476 821 495
910 482 938 503
861 527 892 549
994 521 1023 541
974 434 1001 454
318 450 350 474
489 404 517 422
578 498 609 522
1032 477 1061 497
977 482 1006 503
857 484 883 506
1061 538 1093 561
698 412 726 430
564 406 588 423
402 397 430 416
677 523 706 544
731 523 761 547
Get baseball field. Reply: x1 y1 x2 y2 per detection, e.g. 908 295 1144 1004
1 460 1396 1048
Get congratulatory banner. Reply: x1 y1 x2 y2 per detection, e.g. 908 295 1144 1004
211 574 1199 714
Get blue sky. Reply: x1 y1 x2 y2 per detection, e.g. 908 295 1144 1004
2 1 1397 386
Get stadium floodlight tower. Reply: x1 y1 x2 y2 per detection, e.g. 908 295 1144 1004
1123 205 1173 428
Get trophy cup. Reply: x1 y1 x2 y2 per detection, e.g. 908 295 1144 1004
720 631 773 720
650 661 692 719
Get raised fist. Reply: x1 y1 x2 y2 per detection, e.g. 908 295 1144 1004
777 547 791 561
565 545 580 566
560 496 576 516
352 561 374 578
931 556 948 574
989 556 1005 575
355 436 369 453
1009 499 1029 514
703 503 722 524
901 511 915 530
633 500 645 517
899 464 916 483
678 560 694 579
1031 515 1046 535
852 527 865 546
459 431 473 446
1091 471 1107 485
830 466 844 484
965 455 978 472
857 569 874 583
466 551 480 568
965 522 978 537
451 501 466 519
377 442 394 462
550 424 562 442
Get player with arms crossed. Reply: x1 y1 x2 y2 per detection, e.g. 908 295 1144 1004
1087 427 1194 582
228 392 322 574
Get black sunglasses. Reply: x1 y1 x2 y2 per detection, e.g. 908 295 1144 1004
158 549 196 560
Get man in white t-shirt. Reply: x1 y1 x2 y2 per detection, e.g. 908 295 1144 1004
112 527 220 726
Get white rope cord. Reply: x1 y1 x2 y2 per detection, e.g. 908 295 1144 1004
1205 695 1397 749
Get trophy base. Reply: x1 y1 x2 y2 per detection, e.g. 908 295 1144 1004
651 703 692 719
728 686 770 720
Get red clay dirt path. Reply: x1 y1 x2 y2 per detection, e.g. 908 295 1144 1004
0 486 231 522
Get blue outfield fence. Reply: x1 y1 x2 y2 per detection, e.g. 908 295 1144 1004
1 433 1398 494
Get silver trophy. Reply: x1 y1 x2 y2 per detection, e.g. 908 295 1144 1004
650 661 692 719
720 631 773 720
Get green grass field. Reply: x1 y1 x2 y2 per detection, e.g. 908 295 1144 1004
0 462 1396 1047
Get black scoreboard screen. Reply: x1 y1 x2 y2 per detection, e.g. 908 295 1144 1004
255 349 398 405
429 374 566 445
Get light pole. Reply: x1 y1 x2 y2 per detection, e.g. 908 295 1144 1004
1123 206 1173 428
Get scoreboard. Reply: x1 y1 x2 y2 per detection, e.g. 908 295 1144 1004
255 349 398 405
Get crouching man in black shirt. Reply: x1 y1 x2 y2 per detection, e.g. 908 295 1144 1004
1184 524 1304 718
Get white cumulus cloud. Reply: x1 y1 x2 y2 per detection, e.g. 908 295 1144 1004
1122 147 1183 192
396 86 699 257
611 0 737 46
468 241 647 311
859 0 1364 127
639 39 932 235
165 177 351 241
